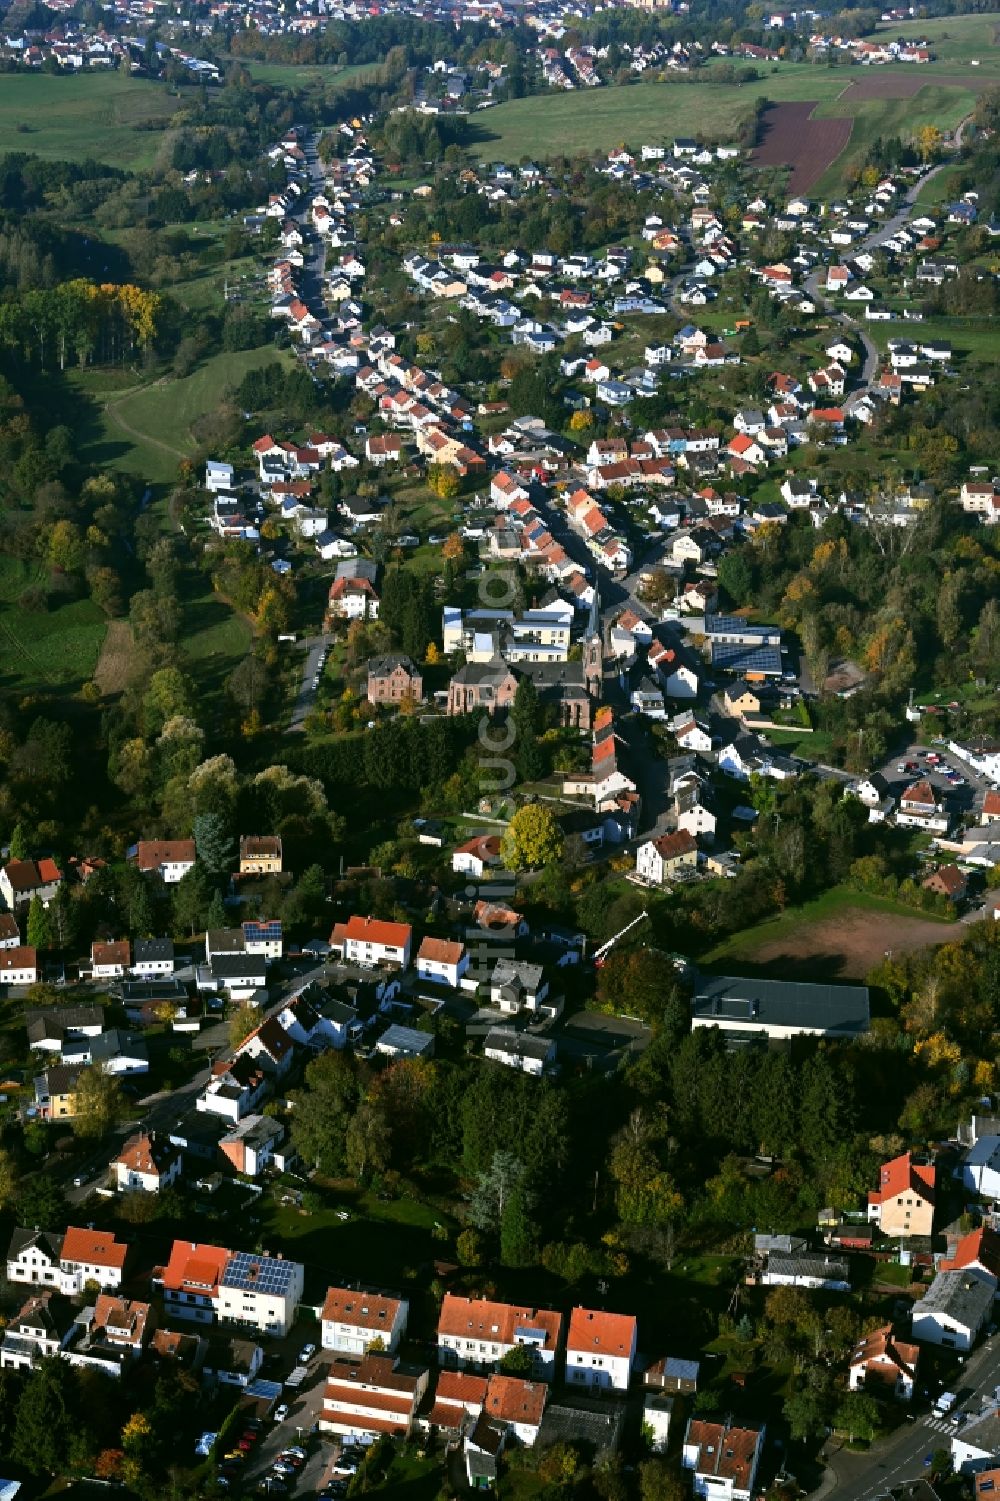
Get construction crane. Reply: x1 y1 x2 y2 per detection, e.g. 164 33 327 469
590 910 649 969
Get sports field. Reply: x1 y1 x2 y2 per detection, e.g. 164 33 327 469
0 72 179 168
703 886 953 980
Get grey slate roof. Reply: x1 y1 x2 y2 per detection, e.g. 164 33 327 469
692 974 870 1036
915 1269 995 1330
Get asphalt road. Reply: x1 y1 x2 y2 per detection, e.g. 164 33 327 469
288 633 334 732
824 1333 1000 1501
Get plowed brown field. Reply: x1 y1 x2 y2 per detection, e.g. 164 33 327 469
751 101 852 193
846 71 977 98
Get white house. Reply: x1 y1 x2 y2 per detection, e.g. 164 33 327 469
565 1307 636 1392
114 1131 182 1194
6 1226 127 1295
415 937 469 990
437 1295 563 1379
131 938 175 978
321 1286 409 1356
133 840 196 885
217 1250 304 1337
0 946 39 986
483 1028 556 1077
910 1270 994 1352
962 1136 1000 1199
847 1325 919 1401
330 915 412 969
635 831 699 886
683 1419 765 1501
205 460 235 494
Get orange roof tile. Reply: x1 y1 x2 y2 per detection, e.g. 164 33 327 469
567 1306 636 1357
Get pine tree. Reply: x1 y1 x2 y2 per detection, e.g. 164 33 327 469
9 822 28 860
26 895 53 952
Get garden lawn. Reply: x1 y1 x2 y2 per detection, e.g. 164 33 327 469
0 72 179 168
258 1187 450 1285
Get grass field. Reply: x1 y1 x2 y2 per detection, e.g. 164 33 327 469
236 58 380 89
874 11 1000 75
471 61 979 194
69 344 290 486
867 315 1000 364
703 884 953 979
0 72 179 168
0 558 106 692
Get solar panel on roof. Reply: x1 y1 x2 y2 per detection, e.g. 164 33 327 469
710 642 782 674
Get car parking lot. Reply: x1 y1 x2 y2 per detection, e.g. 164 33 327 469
876 741 989 812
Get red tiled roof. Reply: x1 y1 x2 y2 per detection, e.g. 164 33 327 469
484 1374 547 1427
0 945 36 974
651 831 698 860
135 840 196 871
940 1227 1000 1279
332 915 412 949
162 1240 231 1297
417 937 466 965
92 940 131 967
438 1295 562 1351
567 1306 636 1357
868 1151 935 1207
61 1226 127 1270
321 1286 404 1331
685 1420 762 1489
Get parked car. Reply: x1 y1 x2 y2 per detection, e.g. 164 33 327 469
273 1404 289 1423
298 1344 317 1364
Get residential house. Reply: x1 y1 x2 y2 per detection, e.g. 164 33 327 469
133 840 196 884
0 857 62 910
0 946 38 985
321 1353 429 1440
33 1063 83 1121
437 1295 563 1379
329 915 413 969
482 1374 548 1447
217 1250 304 1337
219 1115 285 1178
896 780 950 833
565 1307 637 1393
483 1028 557 1077
90 940 131 978
452 835 502 880
0 1291 78 1371
867 1152 935 1238
489 958 551 1016
910 1271 994 1351
131 938 175 978
0 912 18 948
415 937 469 990
848 1324 919 1399
238 837 283 876
367 654 423 707
962 1136 1000 1200
683 1418 765 1501
202 1335 263 1389
160 1240 231 1325
923 865 967 904
114 1131 182 1194
321 1286 409 1356
635 831 699 885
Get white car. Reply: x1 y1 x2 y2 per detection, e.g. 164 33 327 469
273 1404 289 1423
298 1344 317 1364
